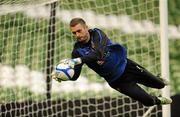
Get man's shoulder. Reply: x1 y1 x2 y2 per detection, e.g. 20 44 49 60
89 28 104 39
72 43 81 58
90 28 102 32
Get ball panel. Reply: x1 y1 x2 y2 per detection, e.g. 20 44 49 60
55 63 74 81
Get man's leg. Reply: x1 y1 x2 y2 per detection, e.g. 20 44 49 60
127 59 166 89
125 59 172 105
113 82 159 106
110 82 171 106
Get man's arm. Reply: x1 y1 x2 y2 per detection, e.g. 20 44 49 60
70 50 83 81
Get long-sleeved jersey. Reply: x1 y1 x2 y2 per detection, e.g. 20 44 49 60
71 28 127 84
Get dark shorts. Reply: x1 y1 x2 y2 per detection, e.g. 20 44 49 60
108 59 165 106
109 58 165 88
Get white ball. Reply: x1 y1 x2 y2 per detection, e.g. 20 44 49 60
55 63 74 81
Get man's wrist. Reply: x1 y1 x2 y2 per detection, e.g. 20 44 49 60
73 58 82 65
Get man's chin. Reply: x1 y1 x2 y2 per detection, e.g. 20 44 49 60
78 39 86 43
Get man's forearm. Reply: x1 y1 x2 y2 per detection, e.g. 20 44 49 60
80 50 101 63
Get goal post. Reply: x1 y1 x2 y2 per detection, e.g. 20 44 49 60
160 0 171 117
0 0 170 116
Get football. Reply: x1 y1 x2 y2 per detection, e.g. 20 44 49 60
55 63 74 81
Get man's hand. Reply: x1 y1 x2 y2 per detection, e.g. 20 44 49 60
60 58 82 68
51 71 62 83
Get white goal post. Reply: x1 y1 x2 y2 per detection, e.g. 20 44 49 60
0 0 170 116
160 0 171 117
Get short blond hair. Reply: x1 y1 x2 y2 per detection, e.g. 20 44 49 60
69 18 86 27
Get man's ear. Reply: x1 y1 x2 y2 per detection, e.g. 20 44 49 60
85 25 88 29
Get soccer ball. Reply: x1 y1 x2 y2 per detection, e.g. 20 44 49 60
55 63 74 81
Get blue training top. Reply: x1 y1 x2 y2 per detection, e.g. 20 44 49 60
71 28 127 84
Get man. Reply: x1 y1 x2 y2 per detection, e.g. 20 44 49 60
52 18 172 106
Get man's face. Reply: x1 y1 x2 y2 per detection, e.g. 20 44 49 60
70 23 89 43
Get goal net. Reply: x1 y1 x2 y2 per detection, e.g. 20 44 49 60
0 0 164 116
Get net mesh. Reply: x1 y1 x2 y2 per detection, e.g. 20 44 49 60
0 0 162 116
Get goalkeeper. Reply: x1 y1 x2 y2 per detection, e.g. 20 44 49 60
53 18 172 106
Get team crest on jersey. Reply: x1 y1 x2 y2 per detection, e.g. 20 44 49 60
85 51 89 55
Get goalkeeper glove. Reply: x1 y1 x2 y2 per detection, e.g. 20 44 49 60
60 58 82 68
51 71 62 83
